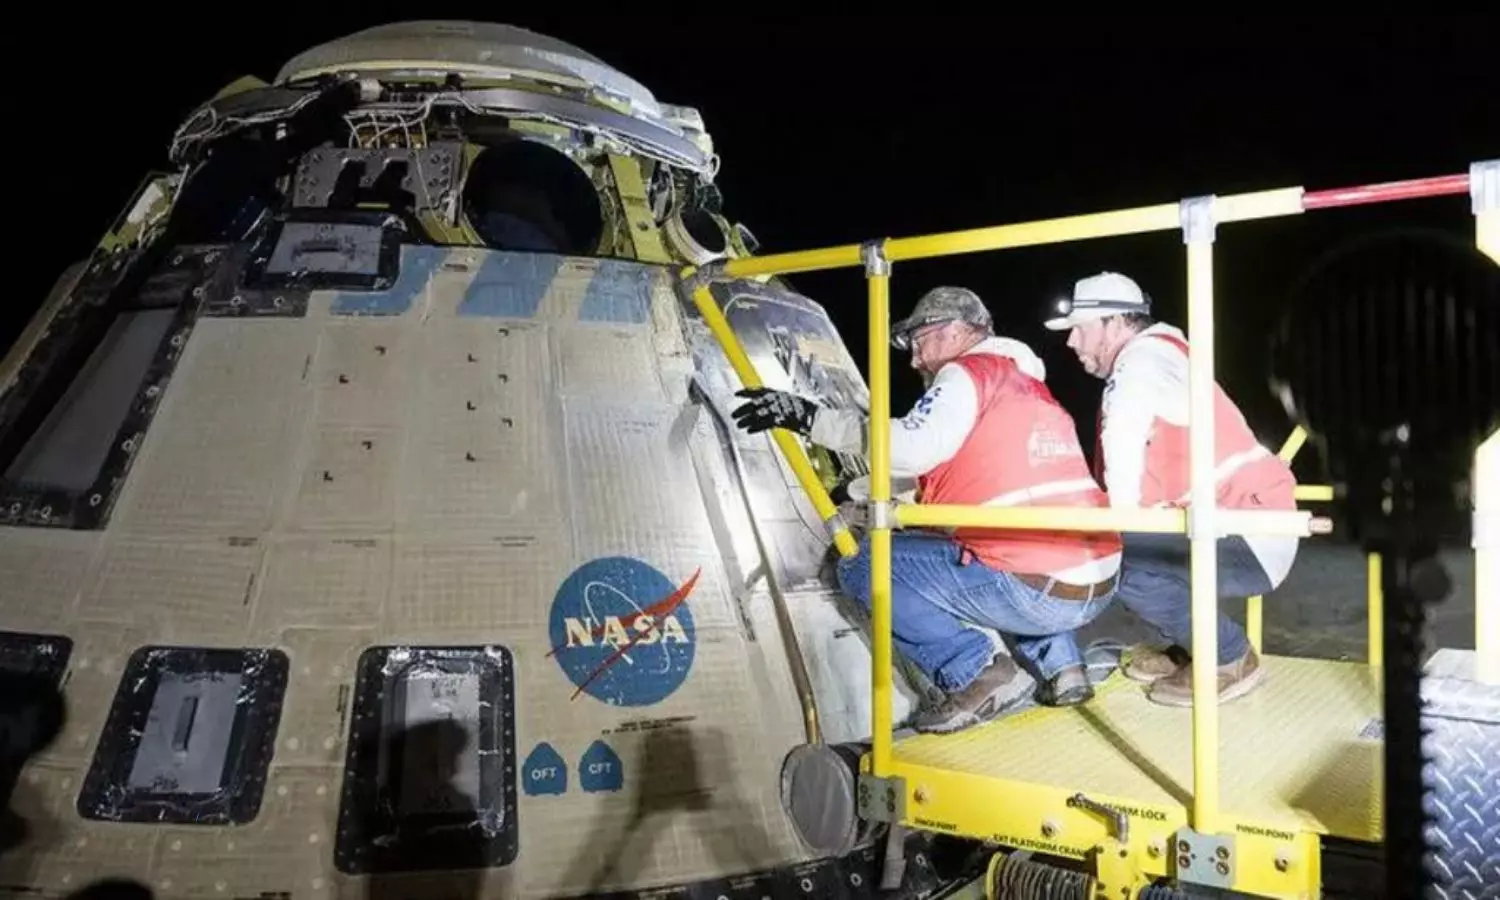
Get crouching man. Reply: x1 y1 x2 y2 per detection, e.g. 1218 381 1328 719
732 286 1121 733
1045 271 1300 705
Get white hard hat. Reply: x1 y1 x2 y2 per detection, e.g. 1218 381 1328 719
1043 271 1151 331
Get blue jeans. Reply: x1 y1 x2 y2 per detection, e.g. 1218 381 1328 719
1116 533 1271 666
835 531 1115 691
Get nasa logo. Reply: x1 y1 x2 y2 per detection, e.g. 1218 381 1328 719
546 557 699 706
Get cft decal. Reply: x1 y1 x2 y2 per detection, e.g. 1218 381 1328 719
546 556 699 707
579 740 623 793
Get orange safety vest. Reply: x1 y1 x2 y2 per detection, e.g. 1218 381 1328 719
1095 332 1296 511
918 353 1121 579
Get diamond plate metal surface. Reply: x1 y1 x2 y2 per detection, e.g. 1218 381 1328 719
1422 676 1500 899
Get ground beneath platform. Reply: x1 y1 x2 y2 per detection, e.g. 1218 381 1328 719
1076 541 1477 663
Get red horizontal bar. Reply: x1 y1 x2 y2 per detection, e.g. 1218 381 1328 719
1303 173 1471 210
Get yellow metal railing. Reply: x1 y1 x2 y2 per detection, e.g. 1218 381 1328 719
717 189 1304 279
704 185 1322 838
865 243 895 772
685 161 1496 843
890 189 1316 838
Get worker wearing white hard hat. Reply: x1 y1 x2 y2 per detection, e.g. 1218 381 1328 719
1044 271 1301 706
1044 271 1152 330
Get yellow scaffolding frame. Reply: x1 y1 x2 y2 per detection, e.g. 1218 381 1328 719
685 159 1496 895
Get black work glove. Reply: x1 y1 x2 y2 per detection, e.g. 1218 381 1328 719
731 387 818 435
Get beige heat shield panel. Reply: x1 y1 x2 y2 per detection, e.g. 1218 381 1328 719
0 249 842 899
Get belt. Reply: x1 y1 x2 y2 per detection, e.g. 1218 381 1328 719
1014 571 1118 602
955 547 1116 601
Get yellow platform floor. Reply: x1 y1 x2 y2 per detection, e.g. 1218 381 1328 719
891 655 1384 843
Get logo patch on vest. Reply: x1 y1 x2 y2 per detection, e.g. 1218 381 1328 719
1027 427 1083 464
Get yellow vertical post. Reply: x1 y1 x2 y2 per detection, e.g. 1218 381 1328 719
1476 428 1498 684
1367 553 1384 668
864 241 895 774
1182 196 1221 836
1245 596 1263 654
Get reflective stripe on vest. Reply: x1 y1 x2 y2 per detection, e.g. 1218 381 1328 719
987 477 1110 509
1169 444 1272 505
918 353 1121 575
1121 332 1294 510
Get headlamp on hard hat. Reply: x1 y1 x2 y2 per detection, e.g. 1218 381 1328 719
1050 288 1152 330
1051 293 1151 318
1043 279 1153 331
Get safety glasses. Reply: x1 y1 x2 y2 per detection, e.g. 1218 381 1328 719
890 317 955 351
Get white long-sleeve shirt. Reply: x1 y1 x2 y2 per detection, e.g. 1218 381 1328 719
1098 324 1185 510
811 335 1118 584
1101 323 1297 584
809 336 1048 490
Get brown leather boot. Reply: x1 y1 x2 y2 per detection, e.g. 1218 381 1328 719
912 654 1033 734
1148 648 1265 707
1036 664 1094 707
1123 644 1190 683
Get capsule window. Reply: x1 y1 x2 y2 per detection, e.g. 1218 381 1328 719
3 308 175 494
462 140 603 256
76 646 288 825
334 645 518 874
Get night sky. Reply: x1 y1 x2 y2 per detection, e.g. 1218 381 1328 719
10 13 1496 485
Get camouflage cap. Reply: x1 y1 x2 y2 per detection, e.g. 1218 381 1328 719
891 286 993 350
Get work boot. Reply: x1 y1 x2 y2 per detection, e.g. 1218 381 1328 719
1147 648 1264 707
912 654 1032 734
1035 664 1094 707
1123 644 1189 683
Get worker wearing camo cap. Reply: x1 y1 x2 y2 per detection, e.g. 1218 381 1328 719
732 286 1122 733
1045 271 1300 705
